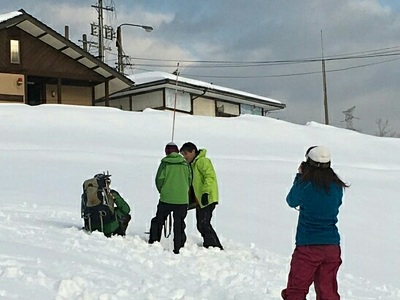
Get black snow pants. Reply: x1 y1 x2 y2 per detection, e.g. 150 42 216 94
149 201 188 253
196 203 223 250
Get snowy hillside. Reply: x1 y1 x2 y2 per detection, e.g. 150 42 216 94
1 104 399 299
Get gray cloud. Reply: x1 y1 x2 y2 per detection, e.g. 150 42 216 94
2 0 399 135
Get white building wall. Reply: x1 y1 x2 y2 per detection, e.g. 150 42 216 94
132 90 163 111
193 97 215 116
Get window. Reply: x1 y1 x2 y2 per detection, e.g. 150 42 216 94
216 101 239 117
10 40 20 64
241 104 263 116
165 88 191 112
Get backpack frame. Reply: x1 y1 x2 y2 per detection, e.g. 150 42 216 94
81 175 115 233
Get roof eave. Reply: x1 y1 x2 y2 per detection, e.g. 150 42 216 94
1 9 134 93
113 78 285 110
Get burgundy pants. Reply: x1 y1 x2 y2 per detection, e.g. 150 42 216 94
281 245 342 300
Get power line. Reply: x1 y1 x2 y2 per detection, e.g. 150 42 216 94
129 46 400 67
116 45 400 79
121 50 400 78
124 56 399 79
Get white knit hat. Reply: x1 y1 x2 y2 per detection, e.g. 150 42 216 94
306 146 331 163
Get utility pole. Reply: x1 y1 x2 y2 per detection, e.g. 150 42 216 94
97 0 104 61
79 34 97 52
321 30 329 125
116 26 124 73
91 0 113 62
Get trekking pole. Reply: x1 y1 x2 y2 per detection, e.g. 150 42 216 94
171 62 180 142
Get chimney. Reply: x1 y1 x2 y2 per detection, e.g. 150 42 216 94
64 25 70 40
82 34 88 51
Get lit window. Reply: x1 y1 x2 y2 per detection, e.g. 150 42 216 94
10 40 20 64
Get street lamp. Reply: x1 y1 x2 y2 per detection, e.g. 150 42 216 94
116 23 153 74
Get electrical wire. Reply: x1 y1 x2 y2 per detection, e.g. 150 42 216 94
129 45 400 67
102 41 400 78
181 57 400 79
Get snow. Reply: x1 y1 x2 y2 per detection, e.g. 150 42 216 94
0 103 399 299
129 71 282 104
0 11 22 23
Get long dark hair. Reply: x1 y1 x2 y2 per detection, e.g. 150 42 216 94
301 163 349 192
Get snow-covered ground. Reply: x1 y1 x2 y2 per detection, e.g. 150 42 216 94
0 104 399 299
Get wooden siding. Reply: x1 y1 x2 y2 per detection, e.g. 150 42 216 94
0 94 24 102
0 27 104 82
46 84 92 105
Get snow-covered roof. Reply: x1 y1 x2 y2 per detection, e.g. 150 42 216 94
0 11 22 23
128 71 282 105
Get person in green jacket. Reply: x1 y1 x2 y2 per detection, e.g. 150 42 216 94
105 188 131 237
149 142 191 254
180 142 223 250
84 173 131 237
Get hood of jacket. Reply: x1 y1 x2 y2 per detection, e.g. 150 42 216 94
162 152 186 164
193 149 207 162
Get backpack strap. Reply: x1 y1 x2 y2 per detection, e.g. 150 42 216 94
98 210 107 232
83 213 92 232
83 210 110 233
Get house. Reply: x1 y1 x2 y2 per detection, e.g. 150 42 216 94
0 9 133 106
0 9 285 117
107 71 286 117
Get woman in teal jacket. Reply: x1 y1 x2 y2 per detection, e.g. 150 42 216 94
180 142 223 250
149 143 191 254
282 146 349 300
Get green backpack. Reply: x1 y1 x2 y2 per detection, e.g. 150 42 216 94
81 173 115 232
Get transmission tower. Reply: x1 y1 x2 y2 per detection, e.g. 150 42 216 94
342 106 359 130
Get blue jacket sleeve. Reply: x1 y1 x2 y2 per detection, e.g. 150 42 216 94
286 173 310 208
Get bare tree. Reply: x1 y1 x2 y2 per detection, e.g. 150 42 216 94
375 119 399 137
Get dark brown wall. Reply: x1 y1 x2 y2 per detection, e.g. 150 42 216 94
0 27 103 82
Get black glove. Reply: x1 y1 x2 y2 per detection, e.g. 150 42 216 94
201 193 209 206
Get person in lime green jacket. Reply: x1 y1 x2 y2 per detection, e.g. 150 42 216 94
180 142 223 250
149 142 191 254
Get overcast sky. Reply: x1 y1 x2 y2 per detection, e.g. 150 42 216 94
2 0 400 135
